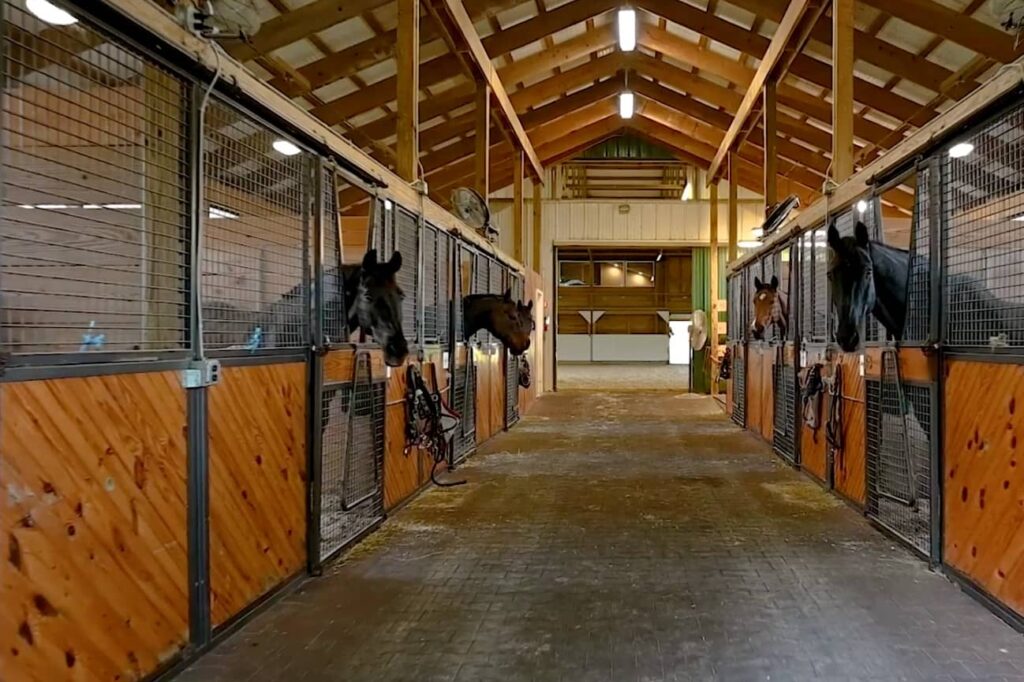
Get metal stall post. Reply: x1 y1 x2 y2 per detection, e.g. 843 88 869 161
306 159 326 576
928 157 944 567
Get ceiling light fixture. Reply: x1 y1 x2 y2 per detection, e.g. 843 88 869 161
272 139 301 156
27 0 77 25
857 199 869 214
209 206 239 219
619 91 634 119
738 240 762 249
618 8 636 52
949 142 974 159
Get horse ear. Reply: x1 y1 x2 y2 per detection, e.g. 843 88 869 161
855 221 870 248
754 276 763 290
362 249 378 269
387 251 403 273
827 223 842 250
770 275 778 289
503 288 512 302
526 300 534 311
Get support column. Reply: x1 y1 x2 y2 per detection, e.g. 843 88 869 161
513 150 524 263
832 0 854 183
474 83 491 198
728 153 739 262
709 181 720 396
532 180 542 272
395 0 419 182
763 79 778 208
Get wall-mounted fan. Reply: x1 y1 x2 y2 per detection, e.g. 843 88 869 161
991 0 1024 31
690 310 709 352
450 187 498 242
176 0 261 39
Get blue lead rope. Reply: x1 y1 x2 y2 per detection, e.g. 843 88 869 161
79 321 105 352
244 326 263 353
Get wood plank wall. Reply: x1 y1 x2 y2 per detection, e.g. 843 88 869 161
1 373 189 682
944 360 1024 616
208 362 307 627
832 353 866 507
747 347 764 436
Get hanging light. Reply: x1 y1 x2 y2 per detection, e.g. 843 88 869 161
949 142 974 159
619 91 634 119
618 8 636 52
856 199 869 214
27 0 77 25
272 139 301 156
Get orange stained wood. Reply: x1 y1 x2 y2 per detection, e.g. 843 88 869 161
384 357 422 510
944 360 1024 617
760 347 774 443
747 346 764 436
1 372 189 682
323 347 386 384
475 346 493 444
490 350 506 435
832 353 866 507
208 362 307 627
864 346 936 382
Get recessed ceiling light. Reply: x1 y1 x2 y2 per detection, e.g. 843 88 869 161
619 91 634 119
26 0 77 25
618 8 636 52
272 139 301 156
949 142 975 159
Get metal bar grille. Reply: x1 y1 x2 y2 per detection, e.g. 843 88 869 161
437 231 451 345
780 246 795 342
394 207 419 343
943 103 1024 348
1 3 191 355
744 262 760 341
474 252 490 344
732 355 746 427
201 98 307 351
423 225 439 341
762 252 781 342
800 232 815 341
452 352 476 462
505 351 520 427
772 362 797 463
865 352 932 555
812 227 829 341
454 245 469 342
904 166 931 343
322 168 346 343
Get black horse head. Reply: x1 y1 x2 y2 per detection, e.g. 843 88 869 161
346 249 409 367
463 290 535 355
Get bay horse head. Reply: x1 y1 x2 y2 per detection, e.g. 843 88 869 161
827 221 875 352
463 290 534 355
751 275 787 341
348 249 409 367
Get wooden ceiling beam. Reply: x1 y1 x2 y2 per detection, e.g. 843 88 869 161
706 0 820 183
431 0 543 180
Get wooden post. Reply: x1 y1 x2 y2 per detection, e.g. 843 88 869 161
474 83 491 198
532 180 542 272
395 0 419 182
763 79 778 208
513 150 524 263
728 153 739 262
709 181 720 395
832 0 854 183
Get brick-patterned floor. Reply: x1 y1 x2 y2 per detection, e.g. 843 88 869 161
179 392 1024 682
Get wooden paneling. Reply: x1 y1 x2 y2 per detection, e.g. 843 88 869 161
801 419 828 482
341 215 370 264
208 363 307 627
323 348 385 384
944 360 1024 617
865 346 935 382
759 346 774 443
490 350 506 435
747 345 764 436
1 373 189 682
832 353 866 506
384 358 420 510
475 347 493 443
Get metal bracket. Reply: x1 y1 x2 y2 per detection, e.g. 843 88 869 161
181 359 222 388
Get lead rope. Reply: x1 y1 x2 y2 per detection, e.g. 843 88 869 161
825 363 843 454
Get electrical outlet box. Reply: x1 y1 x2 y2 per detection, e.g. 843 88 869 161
442 352 450 369
181 359 222 388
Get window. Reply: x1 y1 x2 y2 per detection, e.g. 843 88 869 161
595 262 624 286
625 261 655 288
559 261 591 286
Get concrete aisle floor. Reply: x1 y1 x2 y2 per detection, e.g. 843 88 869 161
180 393 1024 682
556 363 690 391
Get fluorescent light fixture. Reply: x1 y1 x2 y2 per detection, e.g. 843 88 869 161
384 198 393 211
857 199 869 214
619 91 634 119
618 8 636 51
35 203 70 209
103 203 142 210
738 240 762 249
82 204 102 209
272 139 301 156
17 204 34 209
949 142 974 159
1013 214 1024 222
27 0 77 25
209 206 239 219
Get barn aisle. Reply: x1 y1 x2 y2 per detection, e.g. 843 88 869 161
180 393 1024 682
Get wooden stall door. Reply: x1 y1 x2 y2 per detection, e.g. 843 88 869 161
475 347 493 444
208 362 307 628
944 360 1024 617
1 373 189 682
833 353 866 506
747 346 764 436
760 349 775 442
384 358 420 510
490 349 505 436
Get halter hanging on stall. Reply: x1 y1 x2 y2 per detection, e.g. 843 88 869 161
404 364 466 487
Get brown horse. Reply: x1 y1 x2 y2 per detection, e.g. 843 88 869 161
751 275 788 341
463 290 534 355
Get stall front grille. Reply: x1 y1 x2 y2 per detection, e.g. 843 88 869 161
394 207 419 344
506 352 520 427
865 353 932 557
943 102 1024 348
322 168 346 343
732 355 746 427
1 3 191 355
744 262 761 342
423 225 438 342
727 276 739 341
812 227 829 341
319 352 385 560
436 232 451 345
474 252 491 344
773 362 797 464
799 232 815 341
901 167 931 344
761 251 783 343
201 98 308 352
454 246 470 343
452 354 476 462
